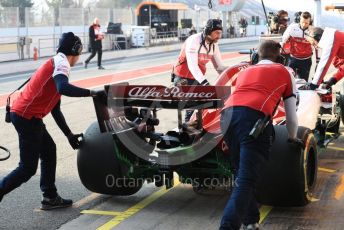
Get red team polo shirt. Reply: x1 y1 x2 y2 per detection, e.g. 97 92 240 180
223 60 296 117
11 53 71 119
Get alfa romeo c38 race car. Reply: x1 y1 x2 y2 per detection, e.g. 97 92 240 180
77 53 344 208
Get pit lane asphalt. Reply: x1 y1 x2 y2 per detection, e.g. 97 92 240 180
0 41 253 230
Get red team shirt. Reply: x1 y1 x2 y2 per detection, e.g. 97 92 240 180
11 53 71 119
223 60 296 117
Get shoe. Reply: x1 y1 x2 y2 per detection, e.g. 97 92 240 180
98 65 105 70
84 61 88 69
243 223 260 230
41 195 73 210
0 189 3 202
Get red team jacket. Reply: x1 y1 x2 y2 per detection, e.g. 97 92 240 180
282 23 313 59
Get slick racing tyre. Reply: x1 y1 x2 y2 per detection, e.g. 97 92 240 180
77 122 142 195
339 93 344 125
256 126 317 206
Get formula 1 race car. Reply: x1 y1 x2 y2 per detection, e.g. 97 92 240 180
77 58 344 207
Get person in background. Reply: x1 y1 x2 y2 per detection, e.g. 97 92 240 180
84 17 105 70
189 26 197 36
239 18 248 37
294 11 302 24
228 25 235 38
269 10 289 35
281 11 313 82
0 32 105 210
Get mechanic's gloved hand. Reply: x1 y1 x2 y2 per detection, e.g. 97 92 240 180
299 83 318 90
200 79 210 86
287 138 305 149
90 89 108 104
321 77 337 90
67 133 84 150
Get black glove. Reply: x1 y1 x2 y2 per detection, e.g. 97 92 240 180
299 83 318 90
67 133 84 150
287 138 305 149
200 79 210 86
322 77 337 89
90 89 108 104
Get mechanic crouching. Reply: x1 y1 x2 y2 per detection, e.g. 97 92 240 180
172 19 228 122
306 27 344 90
219 40 302 230
0 32 104 210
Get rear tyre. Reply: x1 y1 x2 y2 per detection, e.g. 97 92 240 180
77 122 142 195
339 83 344 125
339 94 344 125
256 126 317 206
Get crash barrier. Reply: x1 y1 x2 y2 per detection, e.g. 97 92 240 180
0 145 10 161
0 42 18 56
37 37 59 58
0 37 32 61
37 34 130 55
105 34 129 50
0 6 222 61
150 31 180 46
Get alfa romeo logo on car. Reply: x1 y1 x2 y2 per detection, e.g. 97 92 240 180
105 84 231 166
128 86 216 99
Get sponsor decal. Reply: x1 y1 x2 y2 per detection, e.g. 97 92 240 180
128 86 216 99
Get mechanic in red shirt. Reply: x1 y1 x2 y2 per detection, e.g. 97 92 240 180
306 27 344 90
172 19 227 121
219 40 300 230
281 11 313 81
0 32 104 210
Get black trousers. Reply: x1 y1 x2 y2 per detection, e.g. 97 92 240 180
288 57 312 82
173 76 200 122
0 113 58 199
85 45 102 67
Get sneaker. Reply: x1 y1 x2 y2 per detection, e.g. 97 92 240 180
243 223 260 230
98 65 105 70
41 195 73 210
84 61 88 69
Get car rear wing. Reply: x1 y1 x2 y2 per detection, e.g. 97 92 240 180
93 83 231 133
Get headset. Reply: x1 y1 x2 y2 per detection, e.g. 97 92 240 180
204 19 223 36
71 36 83 56
58 33 83 56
